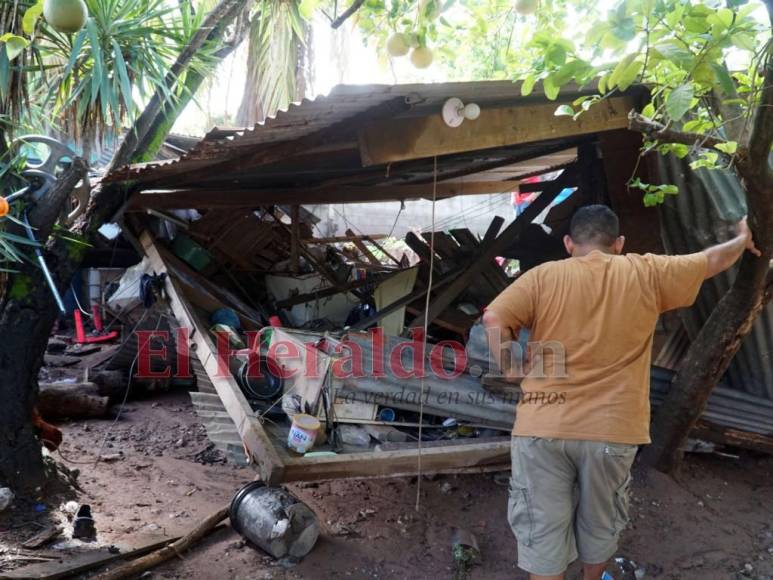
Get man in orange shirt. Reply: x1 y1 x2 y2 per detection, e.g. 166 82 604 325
483 205 759 580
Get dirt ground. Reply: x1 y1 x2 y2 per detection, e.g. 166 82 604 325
2 387 773 580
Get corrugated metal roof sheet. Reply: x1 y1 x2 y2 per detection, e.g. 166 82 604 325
105 80 629 185
655 153 773 401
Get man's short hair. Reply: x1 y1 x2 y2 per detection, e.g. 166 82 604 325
569 205 620 246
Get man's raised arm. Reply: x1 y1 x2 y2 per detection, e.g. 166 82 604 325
703 217 761 279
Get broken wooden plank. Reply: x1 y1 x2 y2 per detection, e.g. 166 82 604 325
303 234 387 244
346 228 380 265
405 169 574 331
140 231 286 484
275 271 397 309
1 535 180 580
358 96 636 166
281 438 510 482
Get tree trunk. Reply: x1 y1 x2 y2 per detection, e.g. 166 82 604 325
642 252 772 472
643 28 773 473
0 160 88 492
0 0 250 494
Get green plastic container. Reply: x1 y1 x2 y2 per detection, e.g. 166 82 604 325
172 234 213 272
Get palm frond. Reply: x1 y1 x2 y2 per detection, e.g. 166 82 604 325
237 0 310 126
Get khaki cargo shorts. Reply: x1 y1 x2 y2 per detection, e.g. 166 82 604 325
508 436 637 576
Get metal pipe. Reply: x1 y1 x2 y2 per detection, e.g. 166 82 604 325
22 212 65 314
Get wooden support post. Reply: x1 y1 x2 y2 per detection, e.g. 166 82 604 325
404 167 576 332
291 205 300 274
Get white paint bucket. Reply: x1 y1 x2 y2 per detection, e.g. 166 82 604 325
287 414 321 454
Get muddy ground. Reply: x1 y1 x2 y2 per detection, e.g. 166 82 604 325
1 388 772 580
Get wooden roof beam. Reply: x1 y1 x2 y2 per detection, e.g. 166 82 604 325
357 96 636 166
130 179 526 210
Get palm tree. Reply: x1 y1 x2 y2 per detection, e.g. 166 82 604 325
237 0 312 126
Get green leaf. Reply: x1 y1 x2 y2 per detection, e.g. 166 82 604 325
598 73 609 95
711 8 734 29
689 151 720 170
611 17 636 41
711 63 735 95
554 104 574 116
0 34 29 61
642 102 655 118
715 141 738 155
112 39 133 116
616 59 642 91
22 0 45 35
543 75 559 100
545 44 567 68
652 41 693 68
553 61 578 85
666 84 694 121
730 32 756 51
521 74 536 97
608 53 636 90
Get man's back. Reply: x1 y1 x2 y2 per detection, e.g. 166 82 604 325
487 250 706 444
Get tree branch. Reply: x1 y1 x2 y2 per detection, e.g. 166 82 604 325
628 110 733 153
106 0 251 172
331 0 366 29
27 158 88 241
746 51 773 171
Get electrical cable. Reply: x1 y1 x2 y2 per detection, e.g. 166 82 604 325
415 156 437 512
70 283 93 317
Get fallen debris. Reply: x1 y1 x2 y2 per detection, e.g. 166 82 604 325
21 525 62 550
0 487 14 511
93 508 227 580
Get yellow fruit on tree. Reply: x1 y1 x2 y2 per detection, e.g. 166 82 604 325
410 46 434 69
386 33 410 57
43 0 88 33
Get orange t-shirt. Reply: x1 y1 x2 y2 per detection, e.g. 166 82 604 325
487 250 708 444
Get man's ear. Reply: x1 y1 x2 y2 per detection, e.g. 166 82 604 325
563 235 574 255
612 235 625 254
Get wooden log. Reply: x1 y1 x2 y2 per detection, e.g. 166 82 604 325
37 382 109 420
88 370 129 398
93 507 228 580
691 421 773 456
